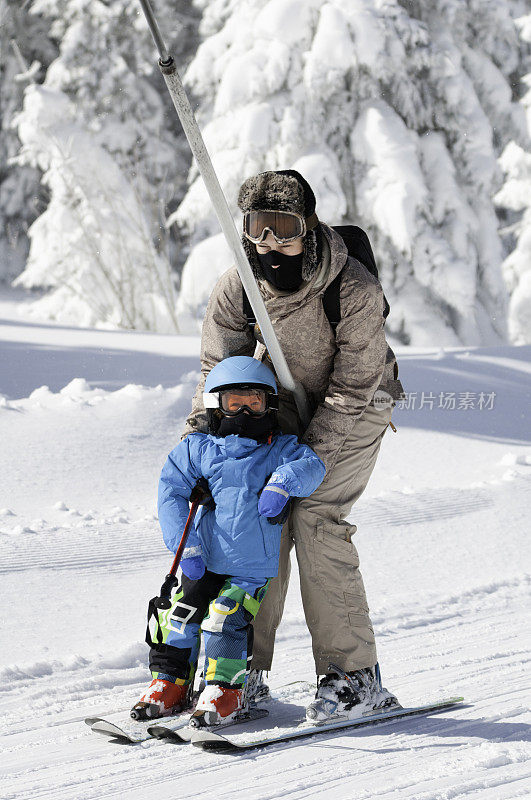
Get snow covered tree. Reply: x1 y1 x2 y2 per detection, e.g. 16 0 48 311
495 141 531 344
495 10 531 345
174 0 530 346
16 82 182 331
0 0 56 282
14 0 200 329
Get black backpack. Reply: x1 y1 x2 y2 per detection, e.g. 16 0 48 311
243 225 390 334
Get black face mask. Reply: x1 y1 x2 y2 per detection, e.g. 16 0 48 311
217 411 274 441
257 250 304 291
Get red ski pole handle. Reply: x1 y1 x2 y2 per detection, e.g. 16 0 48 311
168 497 201 578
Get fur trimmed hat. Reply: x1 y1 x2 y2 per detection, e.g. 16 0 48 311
237 170 321 282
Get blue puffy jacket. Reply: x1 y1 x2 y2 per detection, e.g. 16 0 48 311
158 432 326 579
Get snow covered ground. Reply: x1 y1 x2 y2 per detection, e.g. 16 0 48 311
1 305 530 799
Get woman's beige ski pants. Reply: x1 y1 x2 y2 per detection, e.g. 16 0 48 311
252 401 392 675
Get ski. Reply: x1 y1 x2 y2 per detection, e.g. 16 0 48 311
147 706 269 742
85 714 190 744
146 724 192 744
190 697 465 753
88 719 153 744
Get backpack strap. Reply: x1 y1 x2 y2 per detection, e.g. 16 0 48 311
322 264 390 332
322 270 342 334
242 288 256 329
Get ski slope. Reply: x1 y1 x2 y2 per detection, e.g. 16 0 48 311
1 309 530 800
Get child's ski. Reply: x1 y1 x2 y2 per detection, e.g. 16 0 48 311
85 714 190 744
148 707 269 741
189 697 465 753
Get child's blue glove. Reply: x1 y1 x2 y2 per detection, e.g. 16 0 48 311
258 478 290 523
180 545 205 581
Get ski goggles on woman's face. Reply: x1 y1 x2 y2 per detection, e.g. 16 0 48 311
203 387 272 417
243 210 318 244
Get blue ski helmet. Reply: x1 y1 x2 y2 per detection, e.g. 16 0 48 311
203 357 278 436
204 356 277 394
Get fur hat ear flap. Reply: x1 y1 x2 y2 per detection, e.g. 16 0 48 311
241 234 262 281
302 228 320 280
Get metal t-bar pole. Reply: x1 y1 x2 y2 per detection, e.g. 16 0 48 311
138 0 311 427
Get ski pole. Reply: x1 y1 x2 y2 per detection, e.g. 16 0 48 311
155 480 209 609
137 0 312 428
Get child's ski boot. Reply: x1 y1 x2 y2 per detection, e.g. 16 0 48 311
131 676 191 720
190 685 243 728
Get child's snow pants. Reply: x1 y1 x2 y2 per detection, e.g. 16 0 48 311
149 571 269 687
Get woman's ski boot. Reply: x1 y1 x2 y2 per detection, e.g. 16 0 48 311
306 663 399 723
244 669 271 705
131 676 192 720
190 685 243 728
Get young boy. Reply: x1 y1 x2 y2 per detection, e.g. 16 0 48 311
133 356 325 727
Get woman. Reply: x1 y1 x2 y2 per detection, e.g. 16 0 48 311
182 169 404 721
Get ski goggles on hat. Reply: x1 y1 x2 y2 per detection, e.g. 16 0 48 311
243 210 319 244
203 387 277 417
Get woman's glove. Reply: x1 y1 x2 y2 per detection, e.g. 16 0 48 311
258 478 291 524
180 545 205 581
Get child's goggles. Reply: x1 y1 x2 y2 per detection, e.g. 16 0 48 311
203 387 277 417
243 209 318 244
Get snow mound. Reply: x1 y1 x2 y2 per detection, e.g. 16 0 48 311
1 376 198 414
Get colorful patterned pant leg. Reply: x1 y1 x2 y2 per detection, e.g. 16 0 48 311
201 577 270 687
149 572 269 687
149 571 225 682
